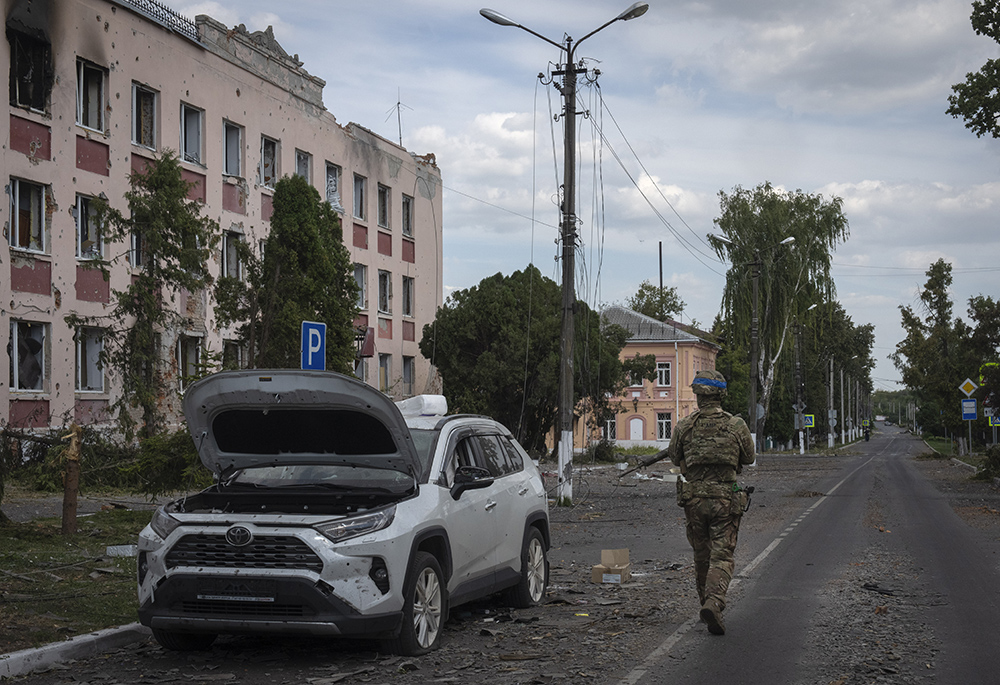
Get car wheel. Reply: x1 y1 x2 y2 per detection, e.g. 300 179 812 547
388 551 445 655
151 628 217 651
505 527 548 608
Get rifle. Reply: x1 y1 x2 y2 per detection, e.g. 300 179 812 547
617 448 670 479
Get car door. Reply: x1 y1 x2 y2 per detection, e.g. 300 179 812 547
439 431 498 596
475 433 523 572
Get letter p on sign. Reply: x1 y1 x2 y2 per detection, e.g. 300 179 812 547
301 321 327 370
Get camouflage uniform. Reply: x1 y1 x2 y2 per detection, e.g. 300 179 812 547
666 369 754 635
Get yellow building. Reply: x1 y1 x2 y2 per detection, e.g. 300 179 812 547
586 306 720 448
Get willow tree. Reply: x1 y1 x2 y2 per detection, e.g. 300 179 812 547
709 182 849 438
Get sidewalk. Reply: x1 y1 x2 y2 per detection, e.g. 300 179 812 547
0 624 151 679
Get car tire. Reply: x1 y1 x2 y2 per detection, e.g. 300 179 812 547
505 527 548 608
151 628 217 651
387 551 445 655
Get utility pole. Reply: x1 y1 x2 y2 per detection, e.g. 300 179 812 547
840 367 846 444
794 318 805 454
828 358 835 448
749 254 761 451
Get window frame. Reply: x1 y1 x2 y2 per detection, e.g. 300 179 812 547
75 194 102 260
9 30 52 112
354 263 368 309
378 270 392 314
295 149 312 183
325 162 344 211
656 361 672 387
222 231 243 280
9 320 47 392
223 120 243 177
9 178 46 253
177 334 203 391
260 135 278 189
402 276 415 318
76 59 106 132
402 355 415 397
180 102 203 164
604 416 617 441
401 194 414 237
377 184 391 229
130 229 146 269
131 82 157 149
378 353 391 393
75 326 104 393
222 340 244 371
656 412 672 441
353 174 367 220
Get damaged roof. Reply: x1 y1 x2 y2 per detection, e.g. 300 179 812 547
602 306 718 347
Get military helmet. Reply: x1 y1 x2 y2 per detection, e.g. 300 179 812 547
691 369 727 396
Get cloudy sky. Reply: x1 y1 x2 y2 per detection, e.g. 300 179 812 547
179 0 1000 391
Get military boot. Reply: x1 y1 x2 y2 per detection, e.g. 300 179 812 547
699 599 726 635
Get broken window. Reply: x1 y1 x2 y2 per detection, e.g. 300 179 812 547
402 276 414 317
224 121 242 177
132 83 156 149
379 353 391 393
326 163 343 211
260 136 278 188
8 29 51 111
378 270 391 314
130 229 146 269
401 194 414 237
295 149 311 182
9 178 45 252
402 356 415 397
377 184 390 229
180 103 202 164
75 194 102 259
223 341 243 371
77 59 106 131
177 335 202 391
222 231 243 280
8 320 45 391
76 327 104 392
354 263 368 309
353 174 367 220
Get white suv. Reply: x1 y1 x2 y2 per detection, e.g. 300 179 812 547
137 370 549 655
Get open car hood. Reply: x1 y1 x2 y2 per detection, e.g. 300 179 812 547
183 370 420 479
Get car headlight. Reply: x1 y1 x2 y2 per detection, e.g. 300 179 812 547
314 506 395 543
149 507 181 540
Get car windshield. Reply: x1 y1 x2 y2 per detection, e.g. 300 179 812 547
229 463 414 493
409 429 439 479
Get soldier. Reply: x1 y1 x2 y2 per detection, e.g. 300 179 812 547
667 369 755 635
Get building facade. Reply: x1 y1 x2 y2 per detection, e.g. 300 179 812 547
583 306 720 449
3 0 443 430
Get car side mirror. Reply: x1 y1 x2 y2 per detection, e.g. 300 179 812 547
450 465 494 500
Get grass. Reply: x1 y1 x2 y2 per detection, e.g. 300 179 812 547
0 508 153 654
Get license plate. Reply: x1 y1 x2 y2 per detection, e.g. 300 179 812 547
197 579 276 603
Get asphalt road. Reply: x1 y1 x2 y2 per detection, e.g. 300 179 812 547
630 427 1000 684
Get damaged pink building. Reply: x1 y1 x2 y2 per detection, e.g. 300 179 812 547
2 0 444 430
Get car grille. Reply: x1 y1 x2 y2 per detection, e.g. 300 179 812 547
166 534 323 572
179 600 311 618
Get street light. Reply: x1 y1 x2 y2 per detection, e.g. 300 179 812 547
482 3 648 504
711 234 795 451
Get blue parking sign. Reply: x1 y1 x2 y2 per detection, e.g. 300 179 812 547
301 321 326 370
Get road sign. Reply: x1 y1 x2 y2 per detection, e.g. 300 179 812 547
985 407 995 418
962 398 977 421
991 416 1000 427
862 418 870 427
804 414 815 429
301 321 327 370
960 378 978 397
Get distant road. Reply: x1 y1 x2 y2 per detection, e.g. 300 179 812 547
630 426 1000 684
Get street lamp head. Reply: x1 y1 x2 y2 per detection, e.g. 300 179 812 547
709 234 733 245
617 2 649 21
480 8 518 27
780 236 796 245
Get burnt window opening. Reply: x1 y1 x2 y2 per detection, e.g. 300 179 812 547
132 83 157 149
8 29 52 112
260 136 278 189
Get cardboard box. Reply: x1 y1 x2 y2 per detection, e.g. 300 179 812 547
591 548 631 584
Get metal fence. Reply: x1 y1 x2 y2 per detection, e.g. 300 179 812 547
117 0 198 43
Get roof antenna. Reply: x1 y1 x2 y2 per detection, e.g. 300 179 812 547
385 88 412 147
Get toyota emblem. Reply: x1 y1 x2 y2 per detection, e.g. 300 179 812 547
225 526 253 547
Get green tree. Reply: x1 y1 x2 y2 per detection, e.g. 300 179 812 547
710 181 850 439
625 280 685 321
419 266 651 453
215 175 359 372
75 152 218 439
947 1 1000 138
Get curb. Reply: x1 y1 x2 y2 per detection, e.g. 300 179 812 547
0 623 150 680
